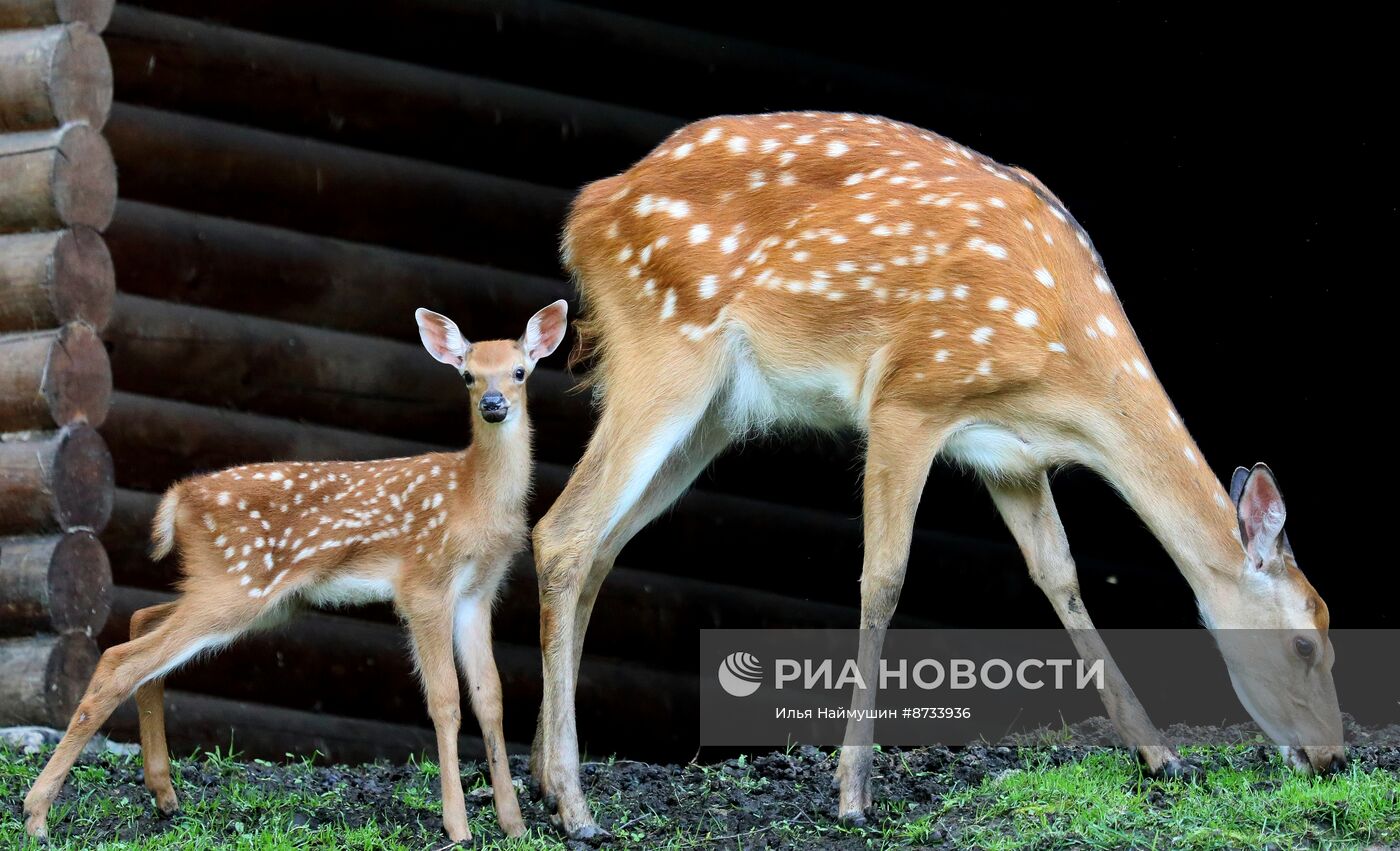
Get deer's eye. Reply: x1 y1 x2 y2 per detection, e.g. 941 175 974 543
1294 636 1315 659
514 366 526 382
463 372 475 386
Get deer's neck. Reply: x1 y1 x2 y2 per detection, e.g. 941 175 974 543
1086 376 1245 607
460 407 534 515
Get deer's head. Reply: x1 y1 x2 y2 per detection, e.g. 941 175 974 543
1205 464 1345 774
415 300 569 426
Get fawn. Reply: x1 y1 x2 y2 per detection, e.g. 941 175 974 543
23 300 570 843
529 112 1343 838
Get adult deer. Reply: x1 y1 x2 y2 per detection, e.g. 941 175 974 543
23 302 571 843
531 112 1344 837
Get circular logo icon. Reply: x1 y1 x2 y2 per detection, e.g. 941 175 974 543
717 651 763 697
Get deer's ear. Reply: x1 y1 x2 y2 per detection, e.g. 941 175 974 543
415 308 470 367
522 299 568 365
1235 463 1286 570
1229 466 1251 505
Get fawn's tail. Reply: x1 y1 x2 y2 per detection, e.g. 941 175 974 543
151 488 181 561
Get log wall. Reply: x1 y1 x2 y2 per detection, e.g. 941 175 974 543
0 0 112 729
0 0 1179 763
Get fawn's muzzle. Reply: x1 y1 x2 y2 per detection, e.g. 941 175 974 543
479 391 508 423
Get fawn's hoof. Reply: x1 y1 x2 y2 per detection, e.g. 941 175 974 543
839 809 869 827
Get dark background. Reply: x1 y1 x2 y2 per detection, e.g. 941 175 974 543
583 3 1394 625
53 0 1392 762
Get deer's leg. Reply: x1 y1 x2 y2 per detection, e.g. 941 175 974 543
531 366 720 839
402 595 472 843
569 411 730 692
454 588 525 838
130 602 180 815
985 473 1191 776
836 403 946 824
23 601 241 839
530 410 730 785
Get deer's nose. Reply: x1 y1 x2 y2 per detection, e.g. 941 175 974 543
1323 753 1348 775
479 391 508 422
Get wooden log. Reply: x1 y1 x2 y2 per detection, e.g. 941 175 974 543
113 0 1009 134
0 0 112 31
0 632 97 726
0 423 112 535
105 294 589 461
100 391 440 493
0 530 110 635
0 228 113 331
0 24 112 131
103 585 696 759
105 6 677 187
107 201 568 343
106 688 503 763
0 122 115 233
0 322 111 430
104 104 570 275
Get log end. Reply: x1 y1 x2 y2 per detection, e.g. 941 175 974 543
52 226 114 329
0 633 97 726
45 630 97 721
43 321 112 428
48 529 112 634
53 123 116 231
51 423 113 532
50 23 114 129
62 0 114 31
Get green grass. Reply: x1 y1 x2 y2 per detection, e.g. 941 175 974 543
2 743 1396 849
902 747 1400 850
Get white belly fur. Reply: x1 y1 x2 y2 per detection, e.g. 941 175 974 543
301 574 397 608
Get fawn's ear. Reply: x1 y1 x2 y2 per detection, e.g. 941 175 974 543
522 299 569 365
1235 463 1287 571
415 308 470 367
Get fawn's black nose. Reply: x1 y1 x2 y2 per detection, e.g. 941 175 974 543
1323 753 1348 775
479 391 508 423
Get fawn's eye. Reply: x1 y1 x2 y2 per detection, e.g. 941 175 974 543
463 372 475 386
514 366 526 382
1294 636 1315 659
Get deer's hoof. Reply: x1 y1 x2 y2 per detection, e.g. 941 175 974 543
23 812 48 841
567 823 611 845
1154 756 1203 782
839 810 868 827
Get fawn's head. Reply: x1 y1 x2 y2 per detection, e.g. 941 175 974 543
1206 464 1345 775
415 300 569 425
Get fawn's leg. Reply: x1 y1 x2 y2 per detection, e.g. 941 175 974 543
23 601 240 839
986 472 1189 776
455 588 525 837
836 403 946 823
531 360 720 839
403 595 472 843
130 602 180 814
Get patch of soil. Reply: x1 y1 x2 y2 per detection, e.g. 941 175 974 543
11 725 1400 850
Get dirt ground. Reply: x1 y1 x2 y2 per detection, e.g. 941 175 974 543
9 729 1400 850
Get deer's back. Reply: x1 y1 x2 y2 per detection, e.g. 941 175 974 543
565 112 1141 423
